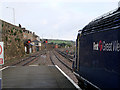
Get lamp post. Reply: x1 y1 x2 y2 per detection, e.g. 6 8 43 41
6 7 15 24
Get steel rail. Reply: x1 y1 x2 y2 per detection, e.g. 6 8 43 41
53 51 72 71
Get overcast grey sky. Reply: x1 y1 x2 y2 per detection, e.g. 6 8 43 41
0 0 119 40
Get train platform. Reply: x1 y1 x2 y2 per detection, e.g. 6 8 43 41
1 65 80 90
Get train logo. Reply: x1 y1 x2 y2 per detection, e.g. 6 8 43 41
98 40 103 51
93 40 120 52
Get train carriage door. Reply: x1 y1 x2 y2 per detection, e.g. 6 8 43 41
76 33 80 71
77 35 80 71
75 38 78 70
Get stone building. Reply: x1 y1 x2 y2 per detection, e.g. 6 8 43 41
22 30 41 53
0 19 41 63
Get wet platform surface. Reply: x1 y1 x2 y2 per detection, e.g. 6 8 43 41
2 66 78 90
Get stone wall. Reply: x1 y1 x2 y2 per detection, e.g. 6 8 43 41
1 20 25 61
0 19 42 66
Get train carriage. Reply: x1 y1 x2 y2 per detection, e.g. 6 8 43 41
73 5 120 90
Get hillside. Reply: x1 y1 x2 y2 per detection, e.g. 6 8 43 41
48 39 75 45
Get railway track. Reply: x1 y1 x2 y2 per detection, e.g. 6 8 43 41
54 51 72 71
55 50 74 62
50 50 73 71
50 50 78 84
12 51 45 66
9 49 73 68
22 54 40 66
49 53 55 65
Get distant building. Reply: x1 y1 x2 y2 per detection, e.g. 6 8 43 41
31 40 41 52
23 31 41 54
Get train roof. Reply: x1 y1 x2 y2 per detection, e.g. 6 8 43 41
81 7 120 35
